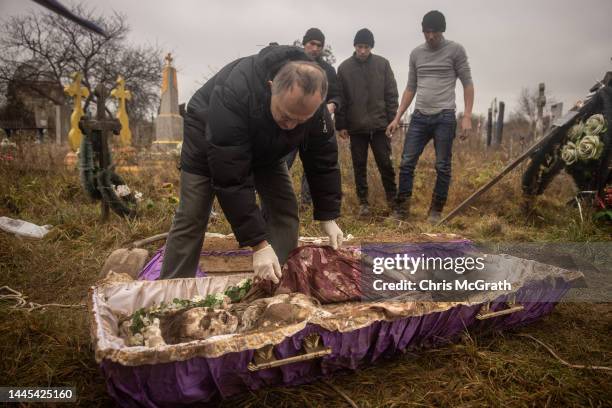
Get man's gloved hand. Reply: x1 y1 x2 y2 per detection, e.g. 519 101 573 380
320 220 344 249
252 244 282 284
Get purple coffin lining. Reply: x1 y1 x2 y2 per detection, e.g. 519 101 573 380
100 277 570 407
138 246 204 280
138 240 475 281
361 240 475 259
138 247 254 281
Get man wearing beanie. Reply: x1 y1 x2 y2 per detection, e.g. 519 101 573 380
300 28 342 113
285 27 342 208
387 10 474 224
336 28 399 217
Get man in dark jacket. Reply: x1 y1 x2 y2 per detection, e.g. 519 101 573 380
285 28 342 207
161 45 343 283
336 28 399 216
302 28 342 113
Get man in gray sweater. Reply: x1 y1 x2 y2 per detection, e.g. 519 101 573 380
387 10 474 223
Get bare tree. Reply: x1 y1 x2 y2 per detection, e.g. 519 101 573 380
517 87 537 124
0 3 163 120
321 44 336 66
516 86 558 123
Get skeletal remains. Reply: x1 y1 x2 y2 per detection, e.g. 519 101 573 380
119 290 330 347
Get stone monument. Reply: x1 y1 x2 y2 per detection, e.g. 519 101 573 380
154 53 183 148
550 102 563 127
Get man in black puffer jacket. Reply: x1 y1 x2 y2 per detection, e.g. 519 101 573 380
161 45 343 283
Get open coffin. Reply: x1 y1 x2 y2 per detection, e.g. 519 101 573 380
90 243 583 407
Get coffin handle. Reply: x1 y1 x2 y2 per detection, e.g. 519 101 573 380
247 333 331 371
476 295 524 320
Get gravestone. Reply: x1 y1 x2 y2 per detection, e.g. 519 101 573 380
550 102 563 127
534 82 546 141
495 101 505 146
154 53 183 149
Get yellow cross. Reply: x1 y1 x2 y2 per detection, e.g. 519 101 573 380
64 72 89 151
111 76 132 147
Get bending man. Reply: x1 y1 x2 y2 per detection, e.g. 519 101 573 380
161 45 343 283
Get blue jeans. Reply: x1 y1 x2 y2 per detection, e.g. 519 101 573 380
398 109 456 202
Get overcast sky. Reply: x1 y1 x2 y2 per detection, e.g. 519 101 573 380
2 0 612 116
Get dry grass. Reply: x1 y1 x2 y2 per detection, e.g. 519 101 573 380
0 138 610 407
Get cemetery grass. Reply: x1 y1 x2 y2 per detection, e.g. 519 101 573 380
0 140 610 407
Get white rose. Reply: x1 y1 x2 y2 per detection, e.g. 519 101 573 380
567 121 585 142
576 135 603 161
214 293 228 305
113 184 131 197
561 142 578 165
584 114 607 135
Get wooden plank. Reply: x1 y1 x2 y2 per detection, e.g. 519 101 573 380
437 110 579 225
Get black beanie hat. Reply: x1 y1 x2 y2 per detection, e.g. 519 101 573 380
303 28 325 46
353 28 374 47
422 10 446 32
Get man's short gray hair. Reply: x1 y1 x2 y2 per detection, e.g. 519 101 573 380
271 61 328 100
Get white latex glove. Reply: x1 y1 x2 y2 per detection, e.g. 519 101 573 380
320 220 344 249
252 244 282 284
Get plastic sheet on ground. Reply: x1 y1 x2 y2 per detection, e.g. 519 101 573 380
0 216 52 239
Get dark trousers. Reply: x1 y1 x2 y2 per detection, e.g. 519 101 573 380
398 109 456 202
349 129 397 204
160 162 299 279
284 149 312 204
